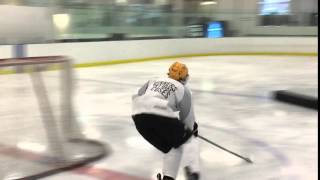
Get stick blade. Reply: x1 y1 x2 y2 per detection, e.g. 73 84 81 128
245 158 253 164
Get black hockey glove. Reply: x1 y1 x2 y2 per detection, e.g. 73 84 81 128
192 122 198 137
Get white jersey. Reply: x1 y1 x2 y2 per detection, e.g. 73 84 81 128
132 77 195 129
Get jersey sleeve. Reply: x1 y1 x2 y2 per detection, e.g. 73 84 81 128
177 87 195 129
132 81 149 101
137 80 149 96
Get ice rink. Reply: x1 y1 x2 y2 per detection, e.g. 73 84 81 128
0 55 318 180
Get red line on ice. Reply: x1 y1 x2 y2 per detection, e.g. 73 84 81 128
0 143 150 180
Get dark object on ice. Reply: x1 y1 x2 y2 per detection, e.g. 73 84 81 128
272 90 318 110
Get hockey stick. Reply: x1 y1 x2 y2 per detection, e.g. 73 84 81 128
198 134 253 163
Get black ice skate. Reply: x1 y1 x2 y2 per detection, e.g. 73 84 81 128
157 173 175 180
184 166 200 180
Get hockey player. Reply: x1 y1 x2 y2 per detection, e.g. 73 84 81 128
131 62 200 180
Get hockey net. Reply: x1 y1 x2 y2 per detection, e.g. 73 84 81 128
0 56 107 180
